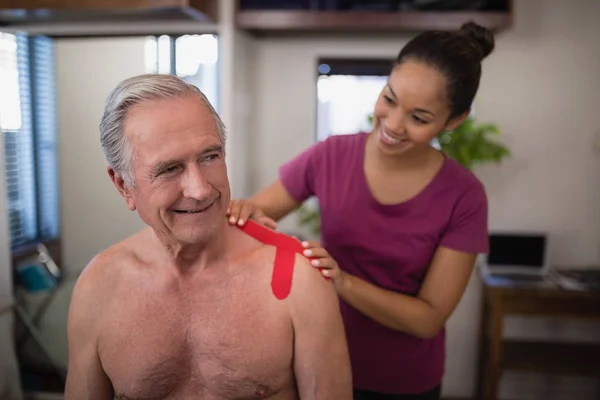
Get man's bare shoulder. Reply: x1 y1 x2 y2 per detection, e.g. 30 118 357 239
238 233 330 289
72 229 150 303
228 226 277 266
229 227 335 304
289 253 335 298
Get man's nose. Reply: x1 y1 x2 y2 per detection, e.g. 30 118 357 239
181 165 212 200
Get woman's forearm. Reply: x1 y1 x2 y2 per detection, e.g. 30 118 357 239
249 180 301 222
338 273 443 339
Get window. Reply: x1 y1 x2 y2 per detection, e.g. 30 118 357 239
145 34 219 112
316 58 391 142
0 32 59 249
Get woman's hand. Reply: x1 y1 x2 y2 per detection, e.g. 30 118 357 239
302 241 346 290
227 199 278 230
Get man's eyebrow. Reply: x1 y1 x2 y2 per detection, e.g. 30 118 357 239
152 159 180 175
201 144 224 155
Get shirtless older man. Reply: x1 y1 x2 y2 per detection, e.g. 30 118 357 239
65 74 352 399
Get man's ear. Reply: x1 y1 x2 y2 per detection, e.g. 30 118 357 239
108 166 136 211
444 109 470 132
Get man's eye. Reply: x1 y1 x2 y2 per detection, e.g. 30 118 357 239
205 154 220 162
160 165 179 175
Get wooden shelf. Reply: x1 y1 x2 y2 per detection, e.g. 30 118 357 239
235 10 512 34
502 341 600 377
0 0 219 26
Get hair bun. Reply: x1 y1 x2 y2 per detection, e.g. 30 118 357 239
459 21 495 60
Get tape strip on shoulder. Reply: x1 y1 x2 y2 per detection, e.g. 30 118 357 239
271 233 296 300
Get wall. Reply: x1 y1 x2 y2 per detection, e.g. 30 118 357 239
55 38 148 274
218 0 256 199
474 2 600 395
228 29 256 199
0 120 23 399
247 0 600 398
475 0 600 266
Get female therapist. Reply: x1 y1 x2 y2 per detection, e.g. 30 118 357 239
228 21 493 400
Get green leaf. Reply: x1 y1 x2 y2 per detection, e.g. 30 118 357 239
438 116 510 171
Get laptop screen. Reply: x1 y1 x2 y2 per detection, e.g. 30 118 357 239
487 233 547 268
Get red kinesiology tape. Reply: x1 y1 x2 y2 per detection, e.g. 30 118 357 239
238 220 329 300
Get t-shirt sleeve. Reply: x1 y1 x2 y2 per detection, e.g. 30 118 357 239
439 184 489 254
278 140 326 203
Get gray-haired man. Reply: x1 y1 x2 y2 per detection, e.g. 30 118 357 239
65 74 352 399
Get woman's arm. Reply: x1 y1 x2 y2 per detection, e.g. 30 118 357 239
337 246 477 339
230 138 329 226
250 179 301 221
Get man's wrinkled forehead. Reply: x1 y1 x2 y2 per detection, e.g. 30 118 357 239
123 96 219 142
123 97 221 162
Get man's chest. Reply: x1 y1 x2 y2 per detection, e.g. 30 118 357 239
98 284 295 399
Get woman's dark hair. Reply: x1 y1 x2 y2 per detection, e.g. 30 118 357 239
395 21 495 119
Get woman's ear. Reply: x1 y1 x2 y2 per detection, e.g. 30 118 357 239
444 110 470 132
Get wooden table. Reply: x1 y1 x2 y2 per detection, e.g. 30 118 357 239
476 271 600 400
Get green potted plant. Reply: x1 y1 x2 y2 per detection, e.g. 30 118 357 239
436 116 510 170
297 116 510 237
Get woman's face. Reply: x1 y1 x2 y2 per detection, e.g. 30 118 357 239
372 60 467 157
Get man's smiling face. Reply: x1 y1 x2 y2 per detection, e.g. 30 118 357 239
113 94 230 246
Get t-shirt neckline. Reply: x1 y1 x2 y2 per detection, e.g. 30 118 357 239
358 132 449 211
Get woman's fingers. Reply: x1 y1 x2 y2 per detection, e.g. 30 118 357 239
235 201 257 226
227 200 255 225
318 264 340 279
310 257 336 270
227 200 242 224
299 241 339 280
228 200 277 229
303 247 328 259
301 240 322 250
257 215 278 230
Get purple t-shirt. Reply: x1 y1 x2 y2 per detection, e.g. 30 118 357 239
279 132 489 394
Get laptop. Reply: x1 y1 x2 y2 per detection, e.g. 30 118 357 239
480 231 550 281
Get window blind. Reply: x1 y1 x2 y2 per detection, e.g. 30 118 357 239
30 36 60 240
0 32 59 248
